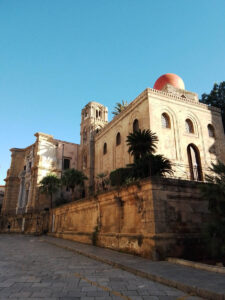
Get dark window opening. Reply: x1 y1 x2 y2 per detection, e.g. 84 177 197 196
208 124 215 138
161 113 171 128
63 158 70 170
185 119 194 134
103 143 107 155
116 132 121 146
133 119 139 132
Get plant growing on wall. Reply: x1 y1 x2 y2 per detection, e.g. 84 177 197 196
61 168 87 201
112 100 128 116
96 172 109 191
201 161 225 259
39 174 61 209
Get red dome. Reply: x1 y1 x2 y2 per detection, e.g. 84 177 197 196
153 73 185 91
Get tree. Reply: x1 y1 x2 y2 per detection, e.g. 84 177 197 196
126 129 158 161
201 161 225 259
112 100 128 116
61 168 87 200
130 154 173 179
96 172 109 191
39 174 61 209
200 81 225 131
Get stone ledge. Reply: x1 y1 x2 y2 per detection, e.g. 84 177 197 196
167 257 225 274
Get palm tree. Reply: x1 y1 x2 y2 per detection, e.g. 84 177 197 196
112 100 128 116
39 174 61 209
130 154 173 178
96 172 109 191
61 168 87 200
126 129 158 161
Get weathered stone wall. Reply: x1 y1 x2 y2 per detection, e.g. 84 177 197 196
49 178 209 260
0 212 49 235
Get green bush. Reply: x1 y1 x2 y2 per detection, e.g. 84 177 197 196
110 168 132 186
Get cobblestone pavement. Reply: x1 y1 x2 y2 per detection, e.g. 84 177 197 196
0 235 202 300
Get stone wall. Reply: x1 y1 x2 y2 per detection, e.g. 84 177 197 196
49 178 209 260
0 212 49 235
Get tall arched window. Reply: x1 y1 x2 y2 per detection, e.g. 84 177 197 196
116 132 121 146
133 119 139 132
161 113 171 128
187 144 203 181
208 124 215 138
103 143 107 155
185 119 194 134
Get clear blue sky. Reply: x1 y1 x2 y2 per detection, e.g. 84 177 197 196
0 0 225 184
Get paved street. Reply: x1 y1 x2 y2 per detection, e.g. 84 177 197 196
0 235 202 300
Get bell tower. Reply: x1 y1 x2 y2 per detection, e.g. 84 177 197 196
80 101 108 193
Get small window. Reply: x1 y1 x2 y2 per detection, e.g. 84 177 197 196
96 110 98 118
185 119 194 134
208 124 215 138
133 119 139 132
29 162 32 170
116 132 121 146
99 111 101 118
103 143 107 155
24 165 26 171
63 158 70 170
161 113 171 128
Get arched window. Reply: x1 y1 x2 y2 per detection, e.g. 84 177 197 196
208 124 215 138
133 119 139 132
185 119 194 134
187 144 203 181
116 132 121 146
103 143 107 155
96 110 99 118
161 113 171 128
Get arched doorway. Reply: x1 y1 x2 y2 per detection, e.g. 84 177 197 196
187 144 203 181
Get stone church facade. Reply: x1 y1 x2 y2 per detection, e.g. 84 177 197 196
2 74 225 215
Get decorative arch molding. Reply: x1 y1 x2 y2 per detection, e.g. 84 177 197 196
160 106 179 160
129 111 142 132
187 143 203 181
184 111 201 137
160 106 177 129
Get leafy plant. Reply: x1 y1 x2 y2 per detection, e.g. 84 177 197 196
110 168 133 186
96 172 109 191
39 174 61 209
112 100 128 116
130 154 173 179
61 168 87 201
126 129 158 161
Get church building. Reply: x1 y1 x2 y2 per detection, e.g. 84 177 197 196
2 73 225 215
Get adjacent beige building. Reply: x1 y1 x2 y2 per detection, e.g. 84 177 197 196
2 73 225 215
2 133 79 214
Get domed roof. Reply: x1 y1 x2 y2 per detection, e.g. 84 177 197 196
153 73 185 91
